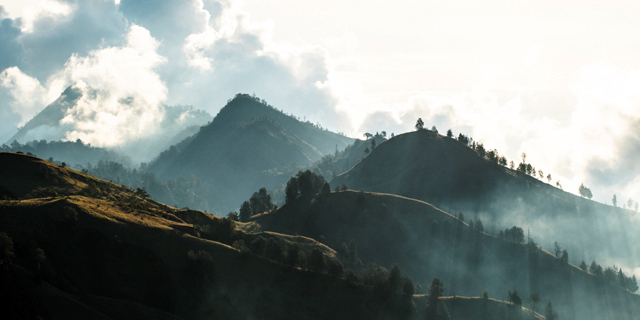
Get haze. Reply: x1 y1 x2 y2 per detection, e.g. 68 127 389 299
2 0 640 204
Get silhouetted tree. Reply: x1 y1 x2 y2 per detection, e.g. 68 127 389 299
502 226 525 243
457 133 469 146
415 118 425 131
538 170 544 179
371 139 376 149
322 182 331 194
0 232 15 267
307 248 325 273
476 143 486 158
529 293 541 313
510 161 515 170
239 201 252 222
554 242 562 257
457 212 465 222
446 129 453 138
249 187 274 215
556 181 562 190
579 183 593 199
475 218 484 232
286 243 300 267
425 278 449 320
381 131 387 138
468 219 474 229
285 178 298 204
521 152 527 164
364 147 370 155
560 250 569 265
508 289 522 306
364 133 373 139
227 211 239 221
580 260 588 271
482 290 489 299
341 183 348 191
544 301 558 320
431 125 438 133
547 173 552 183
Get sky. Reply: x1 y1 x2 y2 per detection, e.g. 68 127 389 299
1 0 640 205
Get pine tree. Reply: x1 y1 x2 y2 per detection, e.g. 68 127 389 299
544 301 558 320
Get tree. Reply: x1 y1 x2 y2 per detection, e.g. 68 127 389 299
457 212 465 222
521 152 527 164
364 133 373 139
529 293 541 313
476 144 486 158
508 289 522 306
446 129 453 138
381 131 387 138
239 201 252 222
580 260 588 271
307 248 325 273
579 183 593 199
547 173 552 183
0 232 15 266
285 178 299 204
364 147 370 155
425 278 450 320
227 211 239 221
560 249 569 265
457 133 469 145
371 139 376 149
544 301 558 320
249 187 274 215
482 290 489 299
554 241 562 257
538 170 544 179
475 218 484 232
415 118 425 131
556 181 562 190
341 183 348 191
612 194 617 207
510 161 515 170
322 182 331 194
431 125 438 133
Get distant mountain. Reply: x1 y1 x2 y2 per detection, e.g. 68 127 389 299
252 189 640 320
330 130 640 273
7 86 211 163
147 93 354 213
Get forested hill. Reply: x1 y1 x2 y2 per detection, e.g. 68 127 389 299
330 129 640 272
146 94 353 213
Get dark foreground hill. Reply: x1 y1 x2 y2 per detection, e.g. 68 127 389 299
251 189 640 320
330 129 640 271
0 152 547 320
147 94 353 213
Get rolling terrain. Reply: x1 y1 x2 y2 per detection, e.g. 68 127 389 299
0 152 548 320
147 94 353 213
330 130 640 271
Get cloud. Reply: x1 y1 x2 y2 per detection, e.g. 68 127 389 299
0 0 73 33
60 24 167 148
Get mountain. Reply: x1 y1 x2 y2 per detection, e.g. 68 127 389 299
330 129 640 271
147 93 354 213
251 189 640 320
7 86 211 164
0 152 547 320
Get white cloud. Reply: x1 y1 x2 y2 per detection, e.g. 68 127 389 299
60 24 168 148
0 66 61 125
0 0 73 33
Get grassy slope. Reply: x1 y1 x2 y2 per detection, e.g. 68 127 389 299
330 130 640 275
146 95 353 213
252 190 640 320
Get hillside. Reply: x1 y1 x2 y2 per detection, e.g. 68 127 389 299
147 94 353 213
0 152 557 320
330 129 640 271
251 189 640 320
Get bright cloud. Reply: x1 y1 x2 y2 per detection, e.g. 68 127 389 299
0 0 73 33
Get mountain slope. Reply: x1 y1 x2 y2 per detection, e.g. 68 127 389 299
330 130 640 271
252 189 640 320
147 94 353 213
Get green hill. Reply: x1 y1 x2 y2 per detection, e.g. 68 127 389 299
147 94 353 213
330 129 640 272
251 189 640 320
